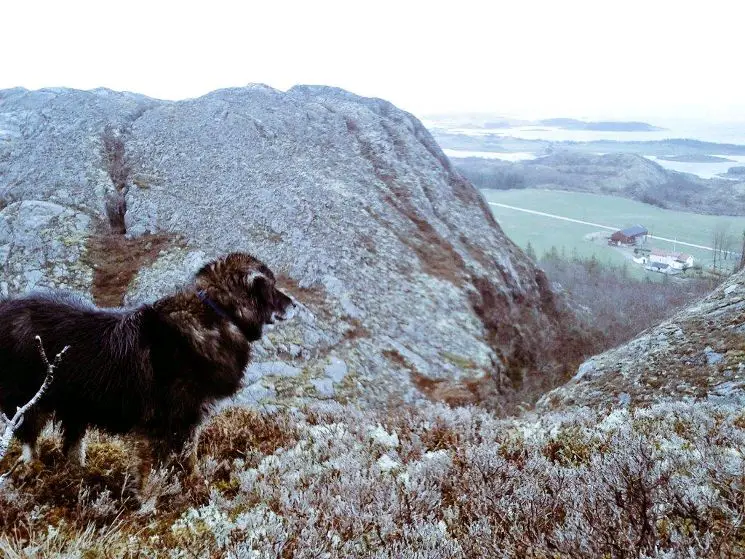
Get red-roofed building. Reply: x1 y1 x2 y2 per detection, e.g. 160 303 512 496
609 225 648 246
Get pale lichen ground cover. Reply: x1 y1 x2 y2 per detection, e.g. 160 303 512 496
2 400 744 558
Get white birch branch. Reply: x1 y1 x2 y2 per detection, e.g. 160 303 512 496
0 336 69 486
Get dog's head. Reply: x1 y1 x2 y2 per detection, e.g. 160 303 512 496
195 253 296 340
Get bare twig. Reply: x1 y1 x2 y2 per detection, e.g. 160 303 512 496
0 336 69 485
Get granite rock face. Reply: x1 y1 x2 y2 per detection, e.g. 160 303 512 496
0 200 92 296
0 85 582 411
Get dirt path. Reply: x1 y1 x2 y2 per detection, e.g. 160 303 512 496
488 202 717 252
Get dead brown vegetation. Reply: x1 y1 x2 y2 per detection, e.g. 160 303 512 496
410 372 480 408
0 408 301 545
341 318 369 341
100 125 132 235
0 431 143 536
199 408 298 466
83 232 181 307
383 193 467 286
382 348 414 370
277 274 331 318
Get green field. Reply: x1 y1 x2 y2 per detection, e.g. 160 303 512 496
482 189 745 274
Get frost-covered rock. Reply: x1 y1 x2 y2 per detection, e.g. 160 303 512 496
245 361 303 382
0 200 92 294
124 248 207 305
324 357 348 383
704 346 724 365
310 378 335 398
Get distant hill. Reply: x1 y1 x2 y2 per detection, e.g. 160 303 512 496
454 151 745 215
539 118 664 132
721 165 745 177
433 131 745 157
425 114 665 132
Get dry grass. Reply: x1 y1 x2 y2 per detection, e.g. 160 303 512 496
200 408 298 463
83 231 181 307
277 274 331 318
0 429 142 536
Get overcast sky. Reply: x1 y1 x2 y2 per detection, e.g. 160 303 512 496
3 0 744 121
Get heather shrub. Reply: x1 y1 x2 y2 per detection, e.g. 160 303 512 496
2 401 745 557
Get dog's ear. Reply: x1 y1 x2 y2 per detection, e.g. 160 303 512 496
245 271 273 293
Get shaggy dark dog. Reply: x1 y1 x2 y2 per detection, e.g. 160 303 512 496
0 252 295 470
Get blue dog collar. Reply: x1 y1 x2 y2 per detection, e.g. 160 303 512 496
196 290 231 320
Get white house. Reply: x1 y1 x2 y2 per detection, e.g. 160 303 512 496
648 248 694 270
633 248 694 270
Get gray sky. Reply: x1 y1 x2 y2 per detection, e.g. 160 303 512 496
4 0 744 121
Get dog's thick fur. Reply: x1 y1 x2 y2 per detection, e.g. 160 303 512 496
0 252 294 469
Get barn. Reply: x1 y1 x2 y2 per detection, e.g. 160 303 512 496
609 225 648 246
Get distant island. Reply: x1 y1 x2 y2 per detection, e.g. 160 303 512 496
433 132 745 157
482 119 513 129
424 114 666 133
720 166 745 177
656 154 735 163
539 118 664 132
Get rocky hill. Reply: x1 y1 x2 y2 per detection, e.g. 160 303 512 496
0 85 585 413
537 267 745 411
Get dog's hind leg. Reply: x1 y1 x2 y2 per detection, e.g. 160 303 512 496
61 421 88 467
13 409 47 463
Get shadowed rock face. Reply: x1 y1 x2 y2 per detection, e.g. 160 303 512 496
0 85 585 412
538 270 745 412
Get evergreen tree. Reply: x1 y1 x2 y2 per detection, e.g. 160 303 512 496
525 241 537 261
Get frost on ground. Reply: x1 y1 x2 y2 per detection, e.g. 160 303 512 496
1 400 745 558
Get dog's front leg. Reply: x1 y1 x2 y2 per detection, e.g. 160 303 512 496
176 430 200 476
162 427 208 503
152 426 199 476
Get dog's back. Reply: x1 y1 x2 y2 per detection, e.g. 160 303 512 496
0 291 154 434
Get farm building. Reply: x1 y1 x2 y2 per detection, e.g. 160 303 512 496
644 262 682 275
609 225 648 246
634 248 694 270
649 248 694 270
